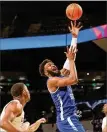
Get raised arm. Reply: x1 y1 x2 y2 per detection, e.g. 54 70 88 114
0 101 27 132
48 47 78 92
62 21 83 72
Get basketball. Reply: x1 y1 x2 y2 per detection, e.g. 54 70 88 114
66 3 83 20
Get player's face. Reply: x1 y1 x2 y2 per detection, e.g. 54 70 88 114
44 62 60 77
102 104 107 114
23 85 31 102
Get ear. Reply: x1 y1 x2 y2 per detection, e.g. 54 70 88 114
44 70 48 76
22 90 26 96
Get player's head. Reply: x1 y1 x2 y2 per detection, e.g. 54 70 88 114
11 82 30 103
39 59 60 77
102 104 107 115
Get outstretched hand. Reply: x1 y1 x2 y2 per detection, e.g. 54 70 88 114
38 118 46 123
68 21 83 38
27 118 46 132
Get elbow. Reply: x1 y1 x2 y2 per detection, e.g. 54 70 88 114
0 120 7 129
73 78 78 85
0 120 4 128
69 78 78 85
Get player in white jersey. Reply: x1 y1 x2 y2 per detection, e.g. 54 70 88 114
102 104 107 132
0 82 46 132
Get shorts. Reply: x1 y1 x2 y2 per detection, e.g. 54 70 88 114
57 115 85 132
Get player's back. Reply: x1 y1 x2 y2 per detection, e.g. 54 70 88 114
0 100 24 132
48 84 77 122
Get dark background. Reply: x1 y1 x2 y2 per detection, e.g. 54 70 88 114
1 1 107 37
0 1 107 131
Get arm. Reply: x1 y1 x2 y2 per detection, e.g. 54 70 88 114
48 60 78 88
0 101 26 132
63 21 82 71
48 49 78 92
28 118 46 132
60 68 70 77
63 38 77 71
21 122 30 131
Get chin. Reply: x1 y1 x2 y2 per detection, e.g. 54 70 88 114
54 71 61 76
48 70 60 77
27 98 30 102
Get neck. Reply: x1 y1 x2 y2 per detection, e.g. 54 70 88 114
13 97 26 108
48 73 60 78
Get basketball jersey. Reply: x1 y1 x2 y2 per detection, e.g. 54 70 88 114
0 100 24 132
48 77 77 122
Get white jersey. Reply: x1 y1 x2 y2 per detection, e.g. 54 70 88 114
102 116 107 131
0 100 24 132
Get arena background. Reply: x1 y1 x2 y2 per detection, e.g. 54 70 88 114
0 1 107 132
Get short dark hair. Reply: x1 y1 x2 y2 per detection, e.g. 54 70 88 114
39 59 52 76
11 83 25 97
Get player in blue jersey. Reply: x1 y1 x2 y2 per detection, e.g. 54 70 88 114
39 21 85 132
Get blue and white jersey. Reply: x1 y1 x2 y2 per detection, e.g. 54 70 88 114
48 78 77 122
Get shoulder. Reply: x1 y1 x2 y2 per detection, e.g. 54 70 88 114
47 77 60 87
5 100 22 114
47 77 59 92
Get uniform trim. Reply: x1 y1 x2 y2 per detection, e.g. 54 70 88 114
48 87 59 94
57 94 64 121
67 117 78 131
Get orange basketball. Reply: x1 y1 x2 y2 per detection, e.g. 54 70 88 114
66 3 83 20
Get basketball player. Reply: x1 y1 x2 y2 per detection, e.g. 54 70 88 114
39 21 85 132
102 104 107 132
0 82 46 132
